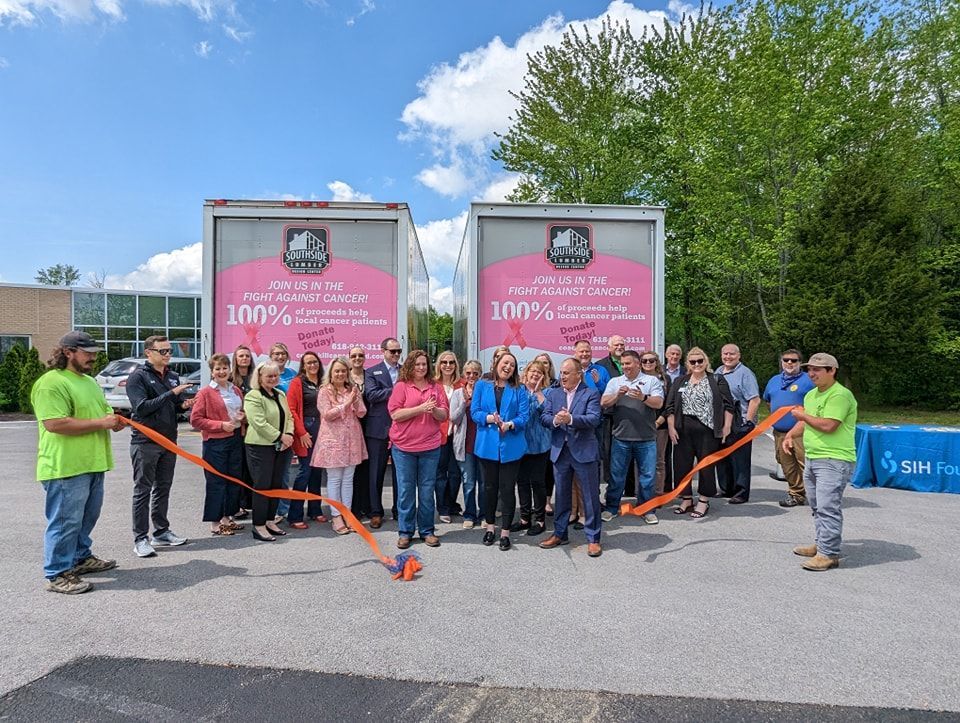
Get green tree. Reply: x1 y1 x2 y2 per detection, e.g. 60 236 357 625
92 350 109 376
18 347 47 414
35 263 81 286
0 343 27 412
428 306 454 355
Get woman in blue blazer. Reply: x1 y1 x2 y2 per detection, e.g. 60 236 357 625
471 351 529 550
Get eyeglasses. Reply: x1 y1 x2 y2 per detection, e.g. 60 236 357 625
688 359 705 365
782 358 800 363
640 358 657 364
350 354 365 359
149 348 173 355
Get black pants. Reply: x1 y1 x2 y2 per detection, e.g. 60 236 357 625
246 444 293 526
480 458 521 530
673 416 720 499
517 452 549 523
716 427 754 500
361 436 392 518
130 441 177 541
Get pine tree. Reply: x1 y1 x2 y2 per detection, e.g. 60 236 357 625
18 347 47 414
0 344 27 412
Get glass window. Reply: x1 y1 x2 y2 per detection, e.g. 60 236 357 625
74 292 105 325
107 294 136 326
0 335 31 363
169 327 196 342
168 297 195 327
77 326 105 342
105 345 139 363
138 296 166 327
107 327 137 341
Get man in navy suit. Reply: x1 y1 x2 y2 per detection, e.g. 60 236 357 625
539 357 604 557
361 337 403 527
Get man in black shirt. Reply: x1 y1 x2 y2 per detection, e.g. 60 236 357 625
126 335 194 557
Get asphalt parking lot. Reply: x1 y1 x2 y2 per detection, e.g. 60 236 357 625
2 419 959 720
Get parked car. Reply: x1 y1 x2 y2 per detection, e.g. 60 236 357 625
96 356 202 414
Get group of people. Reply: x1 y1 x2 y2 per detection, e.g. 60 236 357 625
32 329 857 594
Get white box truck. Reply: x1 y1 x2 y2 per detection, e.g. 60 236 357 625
452 202 665 370
201 199 429 368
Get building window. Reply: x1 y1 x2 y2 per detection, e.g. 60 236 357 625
138 296 166 327
0 335 31 363
74 292 106 326
168 296 195 328
107 294 137 326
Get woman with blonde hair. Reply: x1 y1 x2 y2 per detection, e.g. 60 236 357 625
311 356 367 535
449 359 483 528
433 350 462 523
515 360 551 535
664 347 734 519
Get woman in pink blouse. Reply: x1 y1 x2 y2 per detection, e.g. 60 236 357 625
311 357 367 535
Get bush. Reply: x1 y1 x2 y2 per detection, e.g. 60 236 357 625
92 350 109 377
18 347 47 415
0 344 26 412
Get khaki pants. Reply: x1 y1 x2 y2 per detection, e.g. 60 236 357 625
773 429 806 500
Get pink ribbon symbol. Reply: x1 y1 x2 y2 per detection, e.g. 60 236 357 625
242 322 264 356
501 318 528 349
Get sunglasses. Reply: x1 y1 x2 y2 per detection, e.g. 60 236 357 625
688 359 705 365
149 348 173 355
782 358 800 363
350 354 365 359
640 358 657 364
439 360 456 365
386 348 402 354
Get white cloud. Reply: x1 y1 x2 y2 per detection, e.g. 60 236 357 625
104 242 202 293
0 0 239 26
345 0 373 26
416 211 467 276
222 23 250 42
430 285 453 314
475 173 520 202
194 40 212 57
401 1 673 198
0 57 9 69
327 180 373 202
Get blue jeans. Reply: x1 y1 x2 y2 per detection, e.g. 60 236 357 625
461 452 482 522
605 438 657 514
435 439 462 516
288 417 324 522
804 459 853 557
42 472 105 579
392 447 440 538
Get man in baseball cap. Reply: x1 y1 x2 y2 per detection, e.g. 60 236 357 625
782 352 858 571
59 331 103 353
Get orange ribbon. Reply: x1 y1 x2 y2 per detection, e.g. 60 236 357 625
119 417 422 581
620 406 794 517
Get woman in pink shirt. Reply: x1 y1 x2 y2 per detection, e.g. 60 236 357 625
388 350 449 550
311 357 368 535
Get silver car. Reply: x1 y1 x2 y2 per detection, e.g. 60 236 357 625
96 356 201 413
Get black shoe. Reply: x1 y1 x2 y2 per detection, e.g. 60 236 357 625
233 509 249 520
482 531 496 546
779 497 806 508
573 520 584 530
527 523 545 536
728 495 748 505
499 536 511 551
509 519 530 532
265 525 288 536
392 511 399 521
251 529 276 542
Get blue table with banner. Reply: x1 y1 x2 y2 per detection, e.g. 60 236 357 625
853 424 960 493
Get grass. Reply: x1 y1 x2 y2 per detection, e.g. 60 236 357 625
759 405 960 426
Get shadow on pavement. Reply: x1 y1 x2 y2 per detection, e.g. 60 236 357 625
840 539 921 568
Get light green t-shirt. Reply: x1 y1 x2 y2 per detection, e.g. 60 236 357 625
802 381 857 462
31 369 113 482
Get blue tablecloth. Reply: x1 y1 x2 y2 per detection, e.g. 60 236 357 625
853 424 960 493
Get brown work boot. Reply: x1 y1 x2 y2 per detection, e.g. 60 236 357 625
422 535 441 547
793 543 818 557
587 542 603 558
397 536 411 550
802 554 840 571
369 516 383 529
539 535 569 549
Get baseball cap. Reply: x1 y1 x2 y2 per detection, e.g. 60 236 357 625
801 352 838 369
59 331 103 352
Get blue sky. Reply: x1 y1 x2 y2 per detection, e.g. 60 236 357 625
0 0 681 311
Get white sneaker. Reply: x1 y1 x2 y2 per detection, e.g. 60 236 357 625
643 512 659 525
462 520 475 529
151 530 187 546
438 515 452 524
600 510 615 522
134 538 156 557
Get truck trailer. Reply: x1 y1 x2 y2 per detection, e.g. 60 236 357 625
201 199 429 369
452 202 665 371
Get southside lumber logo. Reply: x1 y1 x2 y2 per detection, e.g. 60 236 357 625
545 224 594 270
282 225 331 275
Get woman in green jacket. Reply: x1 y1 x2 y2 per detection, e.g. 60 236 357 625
244 361 295 541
